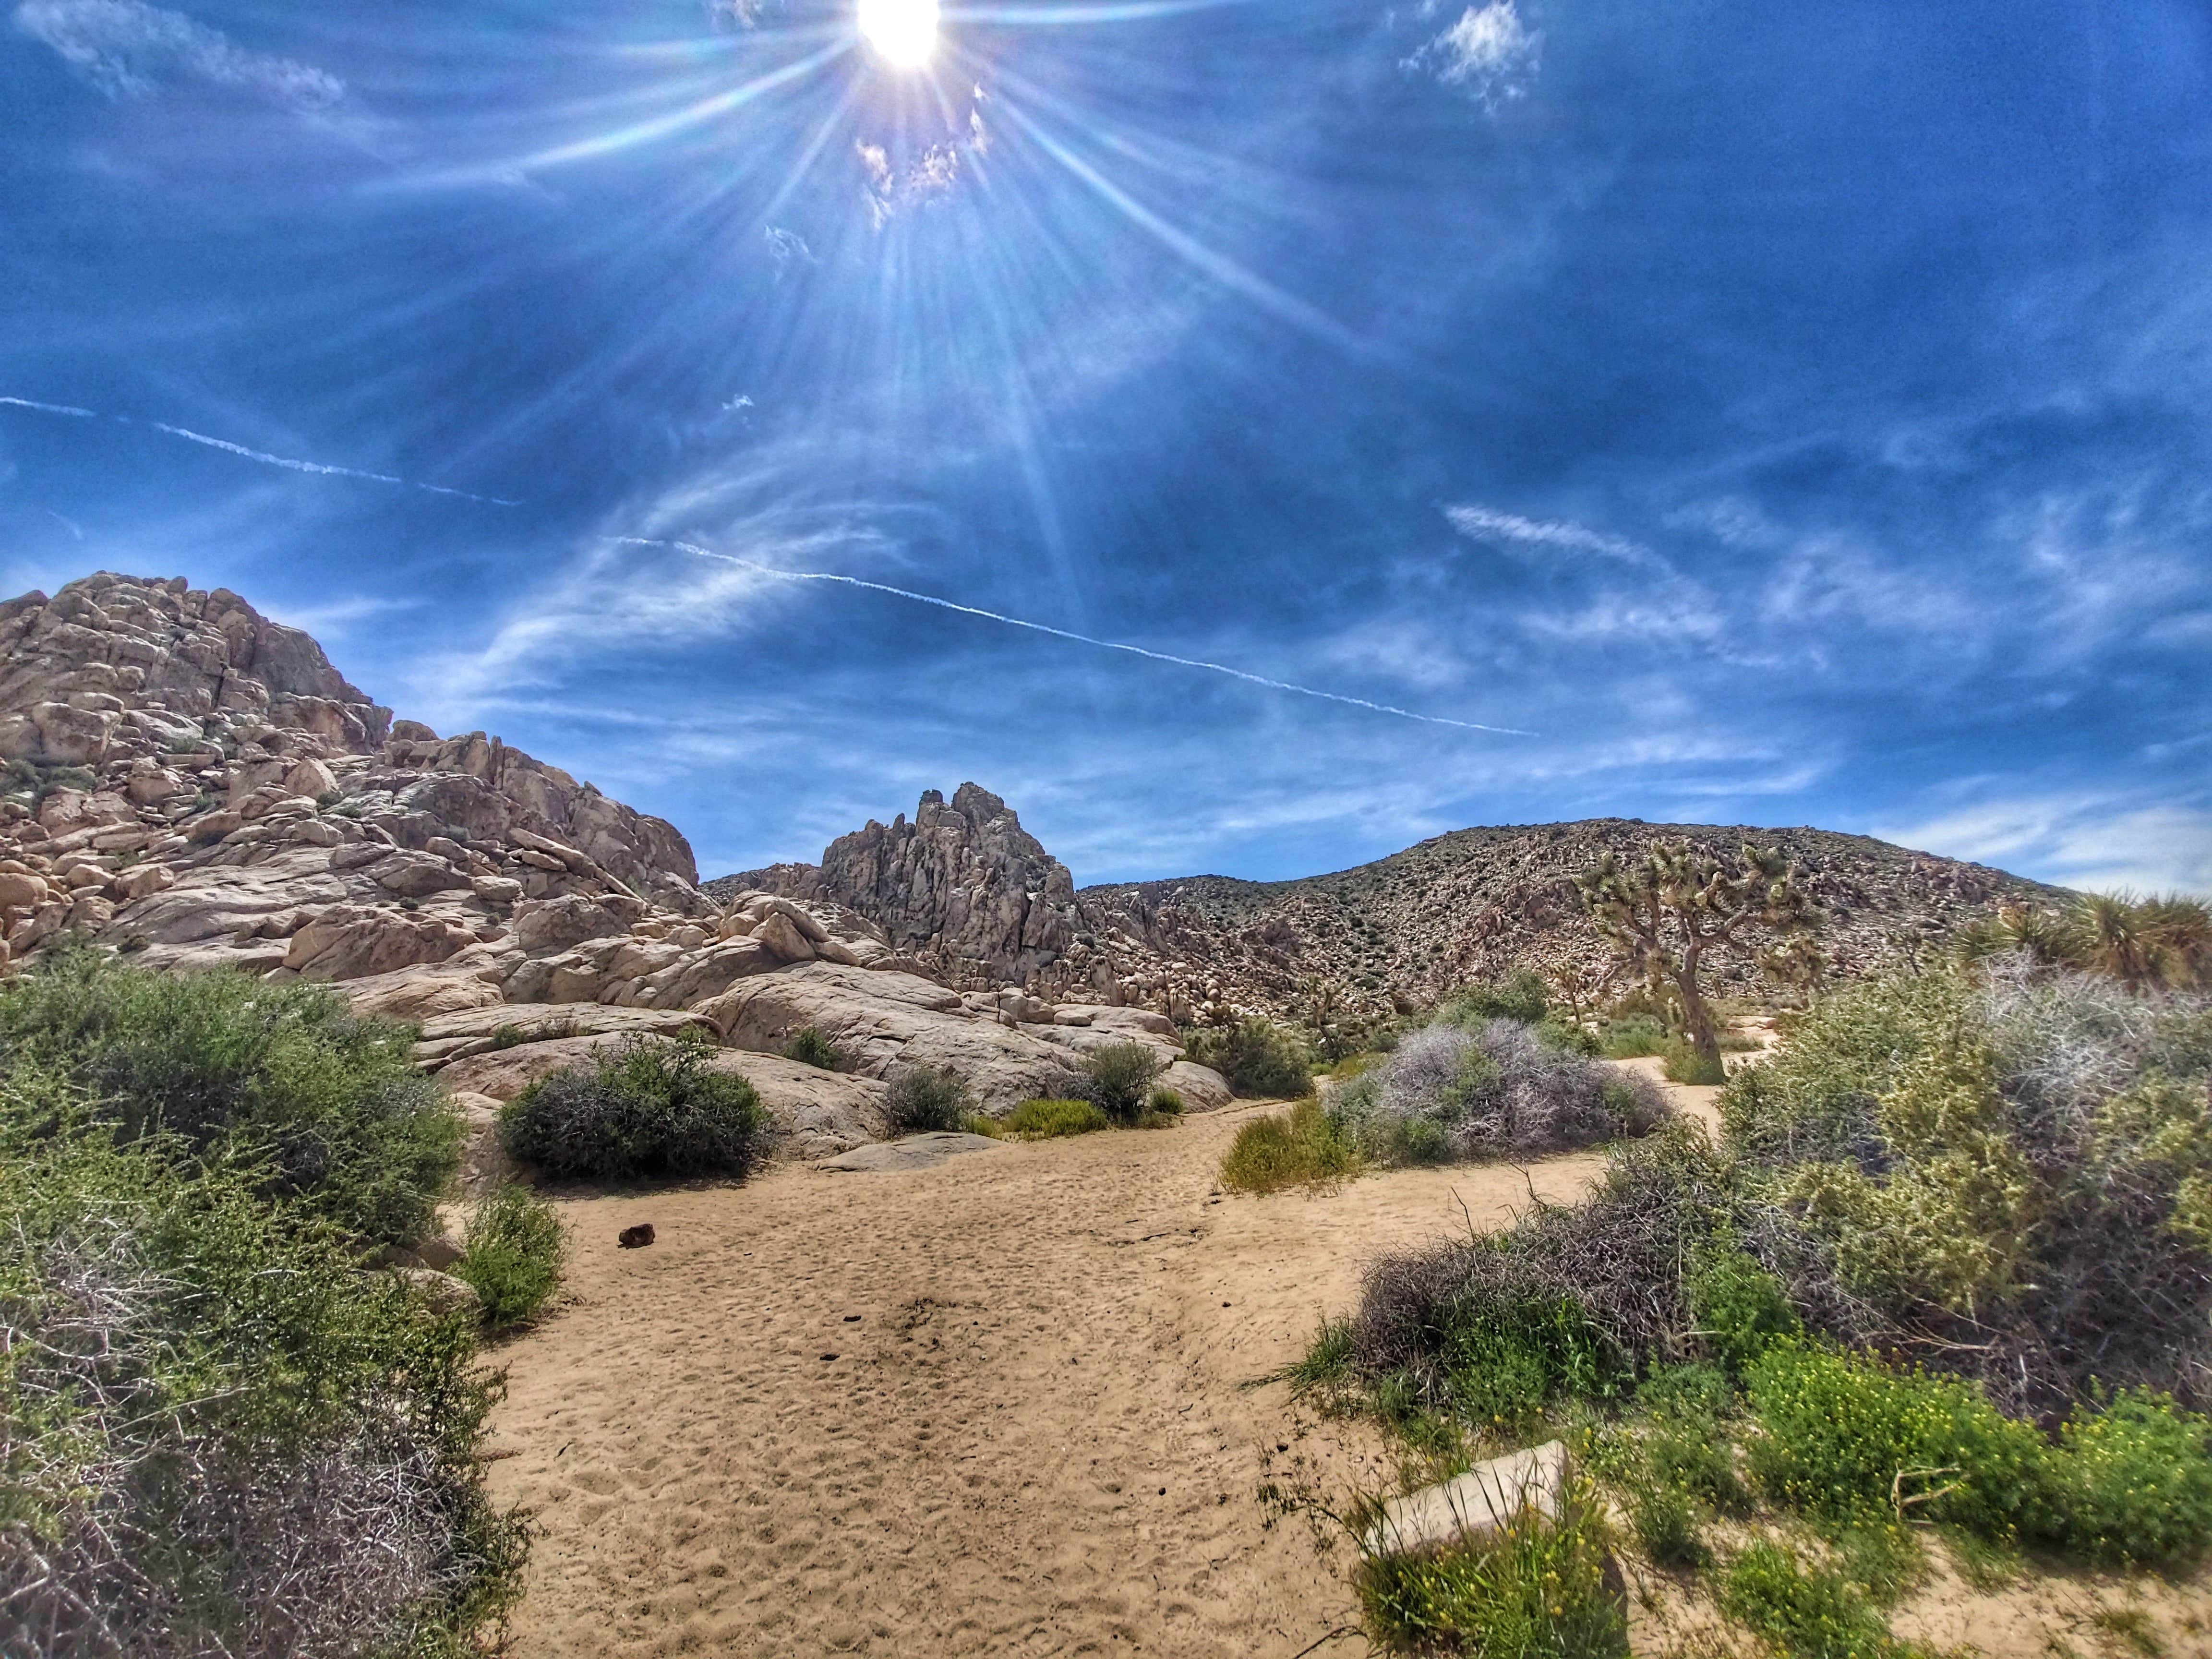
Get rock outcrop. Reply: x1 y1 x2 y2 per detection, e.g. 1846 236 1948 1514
0 575 1237 1145
716 783 1078 982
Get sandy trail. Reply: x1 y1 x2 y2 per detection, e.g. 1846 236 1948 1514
483 1102 1618 1658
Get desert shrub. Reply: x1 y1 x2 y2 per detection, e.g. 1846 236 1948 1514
1330 1018 1670 1168
1184 1017 1310 1098
1720 959 2212 1412
1717 1541 1901 1659
2047 1389 2212 1565
500 1035 763 1180
882 1063 972 1134
1351 1120 1737 1401
1661 1036 1726 1086
1143 1084 1186 1124
1218 1098 1361 1194
1535 1015 1600 1057
1688 1237 1802 1376
1743 1345 2052 1539
454 1183 565 1331
958 1113 1004 1139
780 1025 844 1070
1438 971 1550 1029
1599 1014 1669 1059
1077 1041 1166 1125
1001 1097 1109 1138
1355 1483 1626 1658
488 1023 530 1051
0 1090 525 1656
0 943 459 1248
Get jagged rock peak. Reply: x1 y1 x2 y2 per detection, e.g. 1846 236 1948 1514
707 783 1079 983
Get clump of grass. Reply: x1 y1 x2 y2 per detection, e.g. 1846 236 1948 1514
1140 1083 1186 1126
957 1113 1004 1139
1001 1097 1110 1138
1716 1540 1904 1659
488 1023 530 1051
1354 1482 1627 1657
1743 1344 2051 1539
780 1024 845 1070
1217 1098 1362 1194
500 1034 764 1180
2050 1388 2212 1566
454 1182 566 1331
882 1063 972 1134
1600 1014 1670 1059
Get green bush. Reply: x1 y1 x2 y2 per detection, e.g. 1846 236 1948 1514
1184 1018 1310 1099
1661 1037 1726 1086
2049 1389 2212 1565
1744 1345 2051 1539
1001 1097 1110 1138
500 1035 764 1180
1218 1098 1361 1194
781 1025 845 1070
1143 1084 1186 1124
883 1063 972 1133
1080 1040 1167 1124
1689 1238 1802 1376
958 1112 1004 1139
0 943 459 1248
0 1090 525 1654
1439 1294 1624 1437
1440 971 1550 1029
455 1182 566 1330
1717 1541 1900 1659
1355 1484 1626 1657
1599 1014 1669 1059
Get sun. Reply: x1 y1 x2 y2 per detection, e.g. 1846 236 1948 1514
857 0 939 68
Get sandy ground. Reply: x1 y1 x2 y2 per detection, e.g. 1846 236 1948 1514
482 1097 1612 1658
484 1066 2210 1657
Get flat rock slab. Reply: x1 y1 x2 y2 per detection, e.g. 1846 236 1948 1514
814 1132 1004 1173
1361 1440 1567 1558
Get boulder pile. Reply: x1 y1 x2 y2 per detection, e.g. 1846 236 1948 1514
0 574 1233 1160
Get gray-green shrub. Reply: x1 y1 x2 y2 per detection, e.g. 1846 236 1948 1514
780 1025 844 1070
0 1087 525 1655
1183 1017 1310 1098
0 942 459 1248
500 1036 763 1180
1330 1017 1668 1166
883 1063 971 1134
1077 1041 1165 1125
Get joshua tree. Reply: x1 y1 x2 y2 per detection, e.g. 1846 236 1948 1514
1575 841 1825 1072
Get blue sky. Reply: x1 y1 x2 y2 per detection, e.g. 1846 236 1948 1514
3 0 2208 892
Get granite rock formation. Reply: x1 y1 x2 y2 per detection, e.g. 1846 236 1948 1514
0 575 1234 1155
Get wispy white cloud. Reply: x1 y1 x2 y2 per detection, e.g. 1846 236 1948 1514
764 224 814 273
1880 794 2212 896
260 593 424 640
1445 502 1657 567
13 0 342 108
1410 0 1541 104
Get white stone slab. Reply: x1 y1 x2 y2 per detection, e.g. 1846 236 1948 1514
1361 1439 1567 1558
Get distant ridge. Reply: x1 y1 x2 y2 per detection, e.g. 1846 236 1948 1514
710 796 2059 1026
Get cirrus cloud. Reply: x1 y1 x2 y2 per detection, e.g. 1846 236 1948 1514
13 0 342 108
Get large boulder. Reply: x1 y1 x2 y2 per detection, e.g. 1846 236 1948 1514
697 961 1127 1110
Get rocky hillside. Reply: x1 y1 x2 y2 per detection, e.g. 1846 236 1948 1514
721 792 2062 1029
0 574 1233 1159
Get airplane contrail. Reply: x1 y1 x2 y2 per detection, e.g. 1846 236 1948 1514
148 422 520 506
0 394 517 505
615 535 1534 736
0 396 96 417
